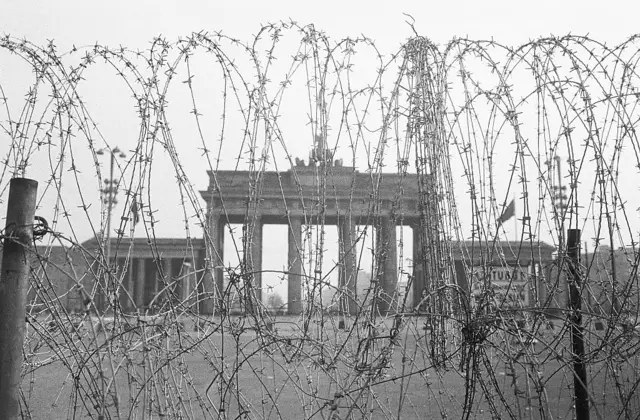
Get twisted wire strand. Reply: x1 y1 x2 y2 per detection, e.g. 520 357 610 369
1 27 639 419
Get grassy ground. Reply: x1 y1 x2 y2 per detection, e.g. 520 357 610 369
18 314 640 419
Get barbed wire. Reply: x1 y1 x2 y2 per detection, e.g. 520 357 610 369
1 23 640 419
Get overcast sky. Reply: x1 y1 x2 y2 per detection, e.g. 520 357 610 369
2 0 638 49
2 1 638 232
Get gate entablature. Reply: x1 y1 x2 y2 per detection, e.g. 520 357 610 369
200 166 427 223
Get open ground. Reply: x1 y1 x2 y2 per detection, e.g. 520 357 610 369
20 314 639 419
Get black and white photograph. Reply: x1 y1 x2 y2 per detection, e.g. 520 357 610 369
0 1 639 418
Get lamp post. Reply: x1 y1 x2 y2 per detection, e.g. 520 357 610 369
97 146 126 311
547 156 570 315
551 155 568 248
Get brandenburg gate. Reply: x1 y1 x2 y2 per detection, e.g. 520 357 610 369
199 139 435 315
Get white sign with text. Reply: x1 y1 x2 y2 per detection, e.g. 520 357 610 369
470 266 531 308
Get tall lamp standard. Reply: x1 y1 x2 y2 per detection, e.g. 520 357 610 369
549 156 572 312
97 146 126 311
551 155 568 248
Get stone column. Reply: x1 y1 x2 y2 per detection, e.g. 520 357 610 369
339 216 357 315
248 216 263 305
412 222 426 310
204 212 224 315
195 248 206 314
182 260 193 303
116 258 131 312
376 216 397 314
134 258 145 311
287 217 303 315
124 260 134 312
529 262 539 309
161 258 172 303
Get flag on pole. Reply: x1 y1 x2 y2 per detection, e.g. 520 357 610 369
498 199 515 226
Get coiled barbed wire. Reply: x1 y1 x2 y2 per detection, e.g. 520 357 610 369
1 24 640 419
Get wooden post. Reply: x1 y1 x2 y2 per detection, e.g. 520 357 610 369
0 178 38 419
567 229 590 420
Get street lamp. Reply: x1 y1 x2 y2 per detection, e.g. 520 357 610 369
548 155 577 314
548 155 568 248
96 146 126 311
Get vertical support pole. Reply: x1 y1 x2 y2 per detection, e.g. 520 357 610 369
338 216 357 315
287 217 303 315
567 228 590 420
0 178 38 419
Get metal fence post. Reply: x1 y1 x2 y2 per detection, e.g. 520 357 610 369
0 178 38 419
567 228 590 420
